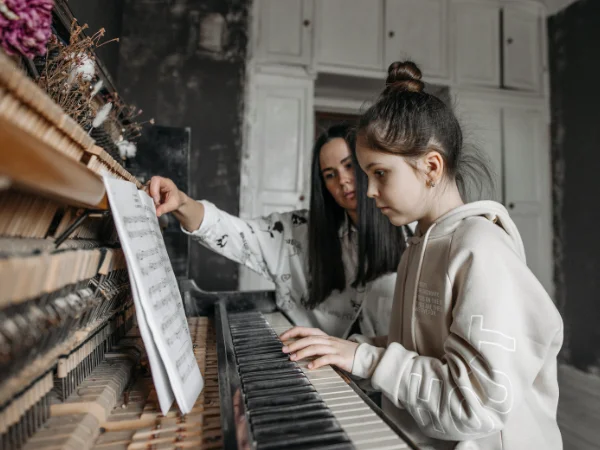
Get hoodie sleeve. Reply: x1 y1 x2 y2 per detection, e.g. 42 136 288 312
355 220 563 441
182 200 307 283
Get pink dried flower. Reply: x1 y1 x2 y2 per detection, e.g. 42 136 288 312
0 0 54 59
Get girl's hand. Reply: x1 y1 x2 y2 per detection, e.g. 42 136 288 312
279 326 359 372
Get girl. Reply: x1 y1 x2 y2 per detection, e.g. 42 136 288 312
281 62 563 449
148 124 408 339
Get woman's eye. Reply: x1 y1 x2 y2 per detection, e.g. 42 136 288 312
345 162 353 169
324 172 335 180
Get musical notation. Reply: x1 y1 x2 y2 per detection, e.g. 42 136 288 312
123 215 147 225
136 248 159 261
152 290 175 311
149 278 170 296
141 255 171 276
166 319 187 346
128 228 160 239
161 302 183 333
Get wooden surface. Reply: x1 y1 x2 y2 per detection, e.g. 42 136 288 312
558 364 600 450
0 116 108 209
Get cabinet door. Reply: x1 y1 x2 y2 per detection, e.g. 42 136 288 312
503 108 553 296
456 99 503 202
453 0 500 87
239 73 314 291
255 0 313 65
385 0 449 80
503 6 541 91
315 0 384 72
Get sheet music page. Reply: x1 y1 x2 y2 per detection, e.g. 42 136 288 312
126 262 174 413
103 177 203 414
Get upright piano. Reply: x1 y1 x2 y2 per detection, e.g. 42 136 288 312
0 51 417 450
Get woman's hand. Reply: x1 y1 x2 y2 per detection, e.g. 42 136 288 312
146 176 185 217
145 176 204 231
279 326 359 372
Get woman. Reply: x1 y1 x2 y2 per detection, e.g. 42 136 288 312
281 63 563 449
148 124 408 338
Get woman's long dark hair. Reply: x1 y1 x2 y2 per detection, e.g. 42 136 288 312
306 124 406 309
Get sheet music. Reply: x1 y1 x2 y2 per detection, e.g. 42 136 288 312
126 262 174 413
104 177 203 415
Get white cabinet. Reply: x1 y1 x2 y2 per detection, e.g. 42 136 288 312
255 0 313 65
453 0 500 88
502 5 542 91
385 0 449 81
239 72 314 291
456 99 503 202
503 107 552 295
315 0 384 73
455 94 553 296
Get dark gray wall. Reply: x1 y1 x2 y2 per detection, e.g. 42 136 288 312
68 0 123 84
549 0 600 371
118 0 250 291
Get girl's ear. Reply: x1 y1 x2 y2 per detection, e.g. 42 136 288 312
422 150 444 187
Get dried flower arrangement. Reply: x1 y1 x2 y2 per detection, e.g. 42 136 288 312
36 22 116 132
30 19 153 163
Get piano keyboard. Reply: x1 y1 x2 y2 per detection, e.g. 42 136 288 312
228 311 411 450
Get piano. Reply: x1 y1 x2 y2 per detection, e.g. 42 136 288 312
0 51 417 450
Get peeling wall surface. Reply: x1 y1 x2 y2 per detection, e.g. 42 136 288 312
549 0 600 371
119 0 250 290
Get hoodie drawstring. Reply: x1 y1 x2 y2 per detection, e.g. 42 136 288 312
409 222 437 351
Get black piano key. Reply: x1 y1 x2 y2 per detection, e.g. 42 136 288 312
243 375 311 392
250 407 333 426
235 344 287 356
256 430 352 450
247 391 322 410
241 369 304 383
238 360 298 374
237 352 289 365
232 336 278 345
254 417 341 440
245 384 315 400
250 401 329 417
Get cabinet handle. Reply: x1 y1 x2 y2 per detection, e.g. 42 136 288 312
388 30 395 38
299 195 305 201
303 19 310 27
508 202 515 209
507 37 514 45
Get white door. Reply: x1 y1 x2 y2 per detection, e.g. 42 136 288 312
385 0 449 81
503 107 553 296
315 0 384 72
502 5 542 92
239 72 314 291
456 99 503 202
452 0 500 88
255 0 314 66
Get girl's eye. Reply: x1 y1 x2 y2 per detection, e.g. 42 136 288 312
374 170 385 178
324 172 335 180
345 162 353 169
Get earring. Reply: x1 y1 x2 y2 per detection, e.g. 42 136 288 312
427 179 436 188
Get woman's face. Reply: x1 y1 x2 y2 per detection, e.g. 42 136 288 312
319 138 357 212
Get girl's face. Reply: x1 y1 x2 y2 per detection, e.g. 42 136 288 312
319 138 357 212
356 137 429 226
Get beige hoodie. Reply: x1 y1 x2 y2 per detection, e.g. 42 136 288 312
350 201 563 450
